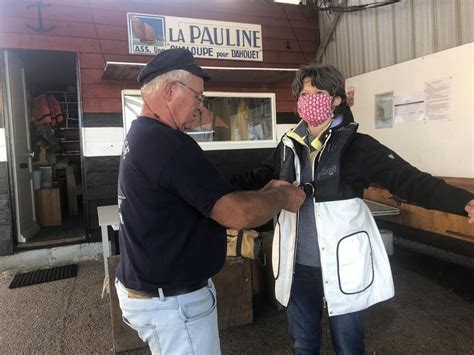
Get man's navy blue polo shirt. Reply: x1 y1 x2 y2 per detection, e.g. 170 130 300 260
116 116 233 291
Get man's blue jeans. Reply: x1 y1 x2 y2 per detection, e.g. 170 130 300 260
115 278 221 354
287 263 365 355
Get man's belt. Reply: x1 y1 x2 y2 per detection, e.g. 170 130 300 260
122 280 208 299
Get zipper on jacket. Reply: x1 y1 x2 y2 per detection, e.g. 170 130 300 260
317 129 332 164
292 209 300 275
282 135 301 282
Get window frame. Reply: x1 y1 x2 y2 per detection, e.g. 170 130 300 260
121 89 278 151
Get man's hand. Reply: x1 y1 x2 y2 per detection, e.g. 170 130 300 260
260 179 291 192
465 199 474 224
211 180 305 229
260 180 305 212
279 184 306 213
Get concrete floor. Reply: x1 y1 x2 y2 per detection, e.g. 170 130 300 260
0 238 473 354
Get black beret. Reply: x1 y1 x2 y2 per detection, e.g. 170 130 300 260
137 48 211 85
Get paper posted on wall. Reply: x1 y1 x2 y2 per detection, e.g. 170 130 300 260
425 77 453 121
393 91 425 124
374 91 393 129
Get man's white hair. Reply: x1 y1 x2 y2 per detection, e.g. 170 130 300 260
141 69 192 97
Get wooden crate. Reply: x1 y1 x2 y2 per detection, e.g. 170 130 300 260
35 187 61 226
213 256 253 330
108 256 253 352
108 256 147 353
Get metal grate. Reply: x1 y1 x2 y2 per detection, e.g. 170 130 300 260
9 264 78 289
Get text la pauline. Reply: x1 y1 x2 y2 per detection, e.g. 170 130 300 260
168 25 261 48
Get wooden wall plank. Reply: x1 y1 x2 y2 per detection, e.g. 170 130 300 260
262 51 307 64
85 156 121 171
90 8 127 26
88 0 288 20
292 28 319 42
1 1 318 115
263 26 296 40
80 69 111 84
289 19 318 30
87 171 119 186
283 4 318 20
87 184 118 200
0 1 93 22
274 89 294 101
82 97 122 113
83 113 124 127
263 38 317 53
0 17 98 38
99 40 129 55
277 101 296 113
96 24 129 41
0 33 101 53
79 53 106 69
82 83 129 98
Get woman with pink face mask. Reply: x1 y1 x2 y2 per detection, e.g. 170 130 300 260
229 64 474 355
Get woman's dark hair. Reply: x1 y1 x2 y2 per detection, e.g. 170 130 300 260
291 64 348 112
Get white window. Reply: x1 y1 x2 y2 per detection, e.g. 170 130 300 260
122 90 278 150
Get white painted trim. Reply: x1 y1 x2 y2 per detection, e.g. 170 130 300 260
198 140 278 151
4 51 26 243
0 128 6 162
81 127 124 157
82 127 124 142
203 66 298 72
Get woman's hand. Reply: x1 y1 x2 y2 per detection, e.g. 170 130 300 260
465 199 474 224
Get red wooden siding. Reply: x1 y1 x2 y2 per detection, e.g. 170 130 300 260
0 0 319 114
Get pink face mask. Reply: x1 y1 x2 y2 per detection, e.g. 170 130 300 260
297 93 333 127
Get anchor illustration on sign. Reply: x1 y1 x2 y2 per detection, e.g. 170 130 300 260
26 0 55 33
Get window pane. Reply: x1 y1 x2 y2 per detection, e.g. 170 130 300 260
186 97 273 143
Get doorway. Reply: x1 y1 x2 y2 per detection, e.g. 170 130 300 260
3 49 85 248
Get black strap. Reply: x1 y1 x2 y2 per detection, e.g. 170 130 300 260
236 230 243 257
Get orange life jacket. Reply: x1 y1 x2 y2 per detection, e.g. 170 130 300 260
31 94 64 127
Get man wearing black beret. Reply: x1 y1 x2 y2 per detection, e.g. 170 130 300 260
114 48 306 354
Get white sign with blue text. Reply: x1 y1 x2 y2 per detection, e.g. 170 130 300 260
127 13 263 61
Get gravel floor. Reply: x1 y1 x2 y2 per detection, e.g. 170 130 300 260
0 240 473 354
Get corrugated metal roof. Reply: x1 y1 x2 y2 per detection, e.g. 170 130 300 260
318 0 474 77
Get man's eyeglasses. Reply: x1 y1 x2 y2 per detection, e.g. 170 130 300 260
176 81 205 104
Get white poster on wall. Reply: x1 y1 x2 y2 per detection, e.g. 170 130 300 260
393 91 425 124
127 13 263 61
374 91 393 129
425 77 453 121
